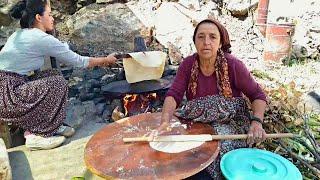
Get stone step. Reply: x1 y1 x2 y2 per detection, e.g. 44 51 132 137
8 136 104 180
5 109 110 179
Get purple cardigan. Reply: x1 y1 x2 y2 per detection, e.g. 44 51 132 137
166 53 267 106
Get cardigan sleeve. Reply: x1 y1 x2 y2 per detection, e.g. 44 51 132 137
166 56 194 106
231 56 267 102
39 35 90 68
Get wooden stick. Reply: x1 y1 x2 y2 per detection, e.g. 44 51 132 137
123 136 151 142
211 133 294 140
123 133 295 143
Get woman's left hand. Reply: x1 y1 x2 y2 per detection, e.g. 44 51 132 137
247 121 266 147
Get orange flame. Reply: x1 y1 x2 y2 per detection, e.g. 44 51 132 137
123 93 157 116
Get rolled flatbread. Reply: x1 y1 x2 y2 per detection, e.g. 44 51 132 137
149 141 204 153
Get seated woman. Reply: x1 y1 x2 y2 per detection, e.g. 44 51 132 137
0 0 117 150
157 19 267 179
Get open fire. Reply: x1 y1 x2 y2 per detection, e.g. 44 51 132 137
123 93 158 116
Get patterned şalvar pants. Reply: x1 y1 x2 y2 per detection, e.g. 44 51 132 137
176 95 251 179
0 69 68 137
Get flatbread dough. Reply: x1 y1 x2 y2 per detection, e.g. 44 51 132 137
123 51 167 83
149 122 207 153
149 141 204 153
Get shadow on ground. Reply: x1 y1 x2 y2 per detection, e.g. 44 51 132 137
9 151 33 180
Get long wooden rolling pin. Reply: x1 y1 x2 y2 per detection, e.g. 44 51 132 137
123 133 294 143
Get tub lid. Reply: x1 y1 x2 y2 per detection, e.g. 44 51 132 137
220 148 302 180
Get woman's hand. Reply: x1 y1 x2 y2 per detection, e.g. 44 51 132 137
248 99 267 147
146 96 177 140
157 120 172 134
247 121 266 147
88 53 117 68
102 53 117 66
148 116 172 140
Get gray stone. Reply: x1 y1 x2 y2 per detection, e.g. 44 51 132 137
50 0 77 15
65 100 98 127
0 0 20 26
96 0 114 4
78 85 95 101
0 21 18 46
84 67 107 80
70 68 86 79
82 100 96 114
226 0 259 17
96 103 106 115
93 87 101 94
102 106 112 119
65 3 144 56
110 99 124 113
93 97 105 104
76 79 102 100
303 90 320 113
95 116 106 123
76 0 95 10
88 79 101 88
101 73 117 84
79 92 96 101
0 0 7 7
116 68 125 81
65 103 86 128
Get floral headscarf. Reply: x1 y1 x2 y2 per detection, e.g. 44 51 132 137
188 19 233 98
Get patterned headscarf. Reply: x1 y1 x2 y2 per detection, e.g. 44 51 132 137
188 19 233 98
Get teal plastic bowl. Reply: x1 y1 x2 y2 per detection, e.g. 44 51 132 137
220 148 302 180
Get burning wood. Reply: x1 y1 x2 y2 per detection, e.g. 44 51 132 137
123 93 157 116
111 106 125 122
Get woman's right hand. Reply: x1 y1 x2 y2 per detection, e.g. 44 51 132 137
148 114 172 140
88 53 117 68
148 122 171 141
102 53 117 66
147 96 177 140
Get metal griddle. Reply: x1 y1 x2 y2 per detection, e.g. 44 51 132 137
101 79 171 96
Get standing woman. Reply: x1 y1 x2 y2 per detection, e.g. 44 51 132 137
156 19 267 179
0 0 117 150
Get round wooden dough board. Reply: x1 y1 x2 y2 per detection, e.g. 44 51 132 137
84 112 220 179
